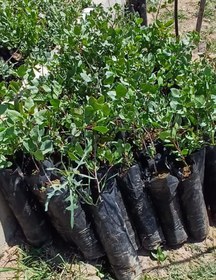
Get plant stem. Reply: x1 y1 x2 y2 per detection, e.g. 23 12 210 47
172 140 188 167
142 129 158 175
156 0 163 21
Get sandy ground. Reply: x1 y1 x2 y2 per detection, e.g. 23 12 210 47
140 225 216 279
154 0 216 58
0 226 215 279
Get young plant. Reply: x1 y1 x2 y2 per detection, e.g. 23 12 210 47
151 246 168 264
44 141 94 228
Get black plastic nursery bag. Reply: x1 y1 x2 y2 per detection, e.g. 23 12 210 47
91 178 141 280
179 163 209 241
149 173 188 246
190 148 206 187
204 145 216 216
25 163 104 260
0 168 52 247
119 164 164 250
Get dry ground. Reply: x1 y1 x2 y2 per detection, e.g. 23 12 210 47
140 225 216 280
154 0 216 58
0 225 215 280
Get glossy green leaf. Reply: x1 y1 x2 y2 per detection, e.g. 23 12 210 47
40 140 53 155
17 65 27 77
42 85 51 93
116 83 127 98
80 71 92 83
0 104 7 115
50 99 60 108
34 150 44 161
93 126 109 134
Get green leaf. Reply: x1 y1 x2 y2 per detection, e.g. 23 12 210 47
7 110 22 120
93 126 109 134
164 19 174 27
89 97 98 109
33 150 44 161
68 151 79 161
75 143 84 157
0 155 12 169
116 83 127 98
107 91 116 100
40 140 53 155
0 268 17 272
80 71 92 83
0 104 7 115
104 71 115 84
23 139 37 153
171 88 180 98
65 189 78 229
42 85 52 93
194 95 205 108
101 103 110 116
171 127 177 138
45 184 65 212
158 76 163 87
25 98 34 111
74 25 81 35
97 96 105 104
135 18 143 25
9 81 20 91
181 149 189 156
159 130 171 140
170 100 178 109
17 65 27 77
50 99 60 108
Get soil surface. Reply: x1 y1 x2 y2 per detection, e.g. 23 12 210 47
0 225 215 279
153 0 216 58
139 225 216 279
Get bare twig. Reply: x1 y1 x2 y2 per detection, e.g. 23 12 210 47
142 127 158 175
172 140 188 167
4 46 21 65
155 0 163 21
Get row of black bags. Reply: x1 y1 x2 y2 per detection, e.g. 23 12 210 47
0 146 215 280
0 165 141 280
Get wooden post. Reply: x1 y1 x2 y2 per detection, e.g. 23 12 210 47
196 0 206 33
174 0 179 38
128 0 148 26
140 0 148 26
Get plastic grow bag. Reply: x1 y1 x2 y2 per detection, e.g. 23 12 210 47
118 164 164 250
179 164 209 241
26 170 104 260
115 183 139 251
0 168 52 247
149 173 188 246
190 148 206 187
204 145 216 216
91 178 141 280
45 189 104 260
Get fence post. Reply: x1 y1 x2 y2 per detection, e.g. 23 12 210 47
196 0 206 33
